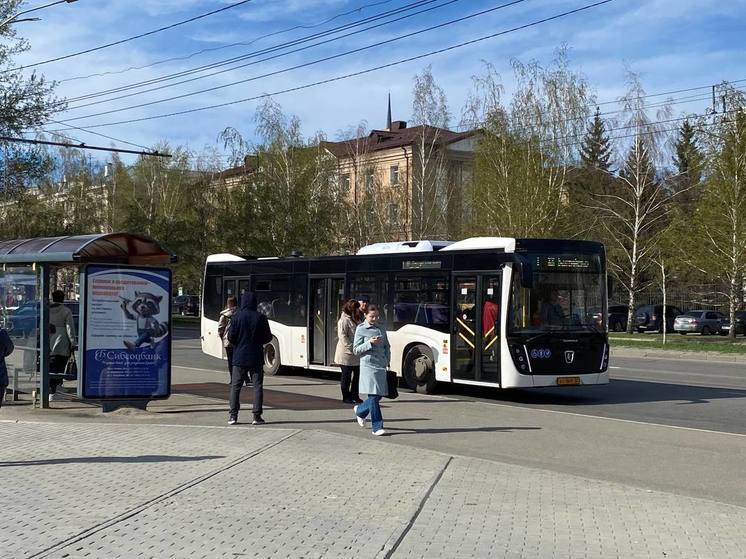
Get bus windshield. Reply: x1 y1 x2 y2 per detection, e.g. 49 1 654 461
509 253 605 335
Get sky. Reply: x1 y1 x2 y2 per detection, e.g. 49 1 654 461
8 0 746 165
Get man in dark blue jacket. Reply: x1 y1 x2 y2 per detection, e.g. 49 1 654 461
227 292 272 425
0 327 14 409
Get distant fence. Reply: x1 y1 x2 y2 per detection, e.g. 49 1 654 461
610 286 745 312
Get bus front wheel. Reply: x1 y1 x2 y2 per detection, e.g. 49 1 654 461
263 337 281 376
403 345 436 394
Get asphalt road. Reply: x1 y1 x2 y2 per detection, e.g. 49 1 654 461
174 326 746 435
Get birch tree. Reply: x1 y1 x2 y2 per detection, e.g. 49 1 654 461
221 98 343 257
585 73 679 333
410 66 453 239
465 49 594 237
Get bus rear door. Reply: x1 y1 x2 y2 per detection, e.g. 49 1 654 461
309 277 345 367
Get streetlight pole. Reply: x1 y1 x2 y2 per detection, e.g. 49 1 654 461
1 0 78 28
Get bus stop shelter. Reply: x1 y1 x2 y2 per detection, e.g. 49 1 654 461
0 233 175 409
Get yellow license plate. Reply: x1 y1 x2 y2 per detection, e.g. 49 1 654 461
557 376 581 386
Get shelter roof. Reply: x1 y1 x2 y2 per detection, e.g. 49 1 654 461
0 233 176 265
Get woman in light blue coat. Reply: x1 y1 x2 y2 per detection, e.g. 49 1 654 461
352 304 390 436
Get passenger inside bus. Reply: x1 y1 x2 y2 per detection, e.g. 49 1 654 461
482 297 499 335
533 290 566 327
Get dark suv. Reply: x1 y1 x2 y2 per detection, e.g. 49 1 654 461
720 311 746 336
635 305 683 333
607 304 628 332
173 295 199 316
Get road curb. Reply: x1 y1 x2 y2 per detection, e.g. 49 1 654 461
611 346 746 364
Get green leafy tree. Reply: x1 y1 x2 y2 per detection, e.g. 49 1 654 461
0 1 65 194
685 102 746 338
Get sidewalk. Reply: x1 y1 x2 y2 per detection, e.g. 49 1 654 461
611 345 746 363
2 419 745 559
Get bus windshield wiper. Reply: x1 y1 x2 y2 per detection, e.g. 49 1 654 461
525 330 556 344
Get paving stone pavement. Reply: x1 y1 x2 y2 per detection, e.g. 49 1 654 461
393 456 746 559
2 420 746 558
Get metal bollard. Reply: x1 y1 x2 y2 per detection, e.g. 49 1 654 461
13 366 21 401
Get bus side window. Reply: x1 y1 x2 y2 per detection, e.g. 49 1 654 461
203 274 223 321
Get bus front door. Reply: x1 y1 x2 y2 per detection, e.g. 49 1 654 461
309 277 345 366
452 274 501 384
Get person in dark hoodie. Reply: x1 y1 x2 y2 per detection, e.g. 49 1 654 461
227 292 272 425
0 326 14 409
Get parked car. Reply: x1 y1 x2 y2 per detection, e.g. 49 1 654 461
7 301 80 338
607 304 628 332
720 310 746 336
635 305 683 333
173 295 199 316
673 310 725 335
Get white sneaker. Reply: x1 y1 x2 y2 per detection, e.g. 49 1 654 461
228 417 237 425
353 405 366 428
372 429 386 436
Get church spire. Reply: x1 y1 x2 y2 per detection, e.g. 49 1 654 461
386 92 392 131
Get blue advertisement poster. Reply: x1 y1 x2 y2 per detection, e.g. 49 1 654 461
82 265 171 399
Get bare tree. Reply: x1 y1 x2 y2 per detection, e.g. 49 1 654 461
220 98 343 257
410 66 453 239
465 49 595 238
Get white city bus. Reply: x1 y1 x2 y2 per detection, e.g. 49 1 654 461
201 237 609 393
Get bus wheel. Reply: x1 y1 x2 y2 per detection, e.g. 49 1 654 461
263 337 281 376
403 345 436 394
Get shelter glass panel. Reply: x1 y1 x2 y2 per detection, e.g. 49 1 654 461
1 266 40 404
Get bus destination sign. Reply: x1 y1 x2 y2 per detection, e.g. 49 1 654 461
403 260 442 270
535 255 596 271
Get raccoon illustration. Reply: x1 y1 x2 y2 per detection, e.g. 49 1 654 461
120 291 169 350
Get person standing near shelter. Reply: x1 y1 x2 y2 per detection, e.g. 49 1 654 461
227 292 272 426
353 304 390 436
334 299 362 404
218 296 237 383
0 326 14 409
49 290 76 401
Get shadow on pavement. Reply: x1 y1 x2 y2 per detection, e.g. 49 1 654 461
384 426 542 436
0 455 225 467
261 417 431 425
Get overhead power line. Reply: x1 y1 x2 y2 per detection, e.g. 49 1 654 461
49 1 634 134
59 0 536 123
4 0 254 73
60 0 397 83
44 119 153 151
49 0 616 131
0 136 170 157
64 0 458 106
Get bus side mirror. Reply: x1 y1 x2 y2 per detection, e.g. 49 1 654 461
607 275 613 295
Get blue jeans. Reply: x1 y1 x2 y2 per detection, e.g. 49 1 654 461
355 394 383 431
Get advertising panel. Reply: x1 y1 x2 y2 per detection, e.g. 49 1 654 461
82 264 171 399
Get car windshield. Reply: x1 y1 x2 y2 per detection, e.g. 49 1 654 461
682 312 703 318
509 253 605 335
